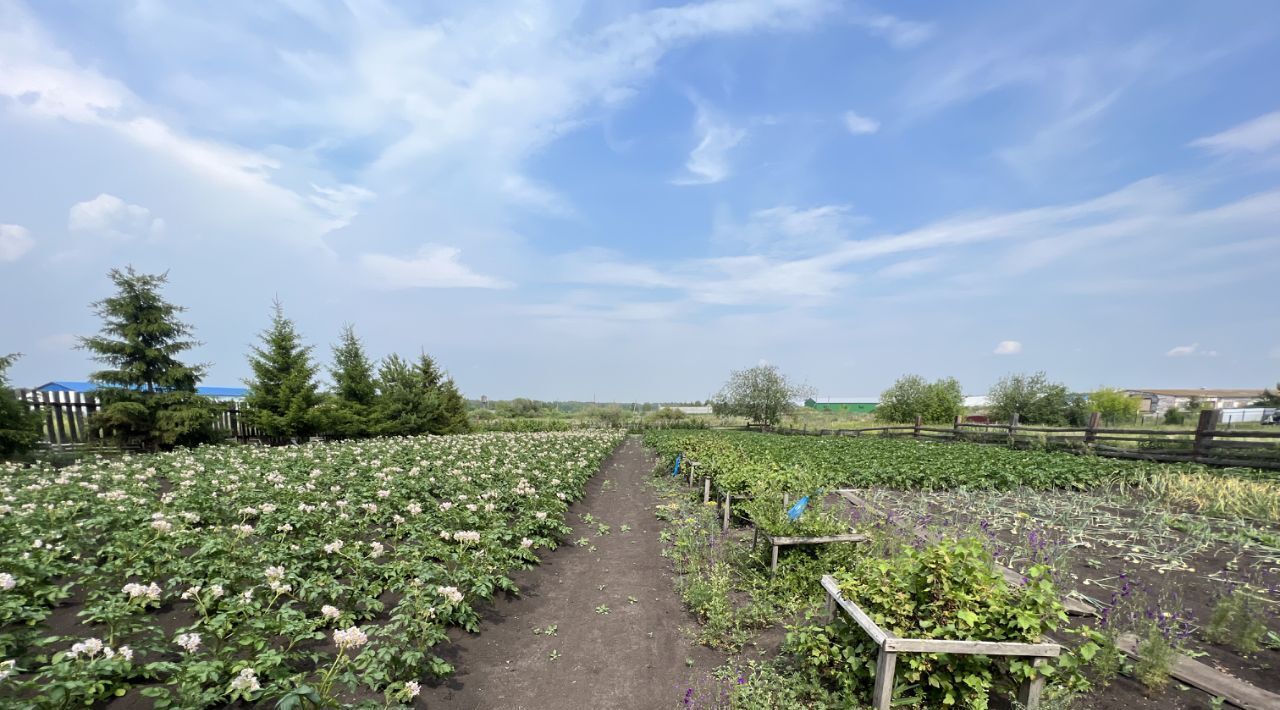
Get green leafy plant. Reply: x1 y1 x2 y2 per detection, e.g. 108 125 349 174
1205 587 1268 654
789 536 1069 709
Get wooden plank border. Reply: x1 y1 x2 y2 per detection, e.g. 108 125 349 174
755 531 867 574
821 574 1059 710
1113 634 1280 710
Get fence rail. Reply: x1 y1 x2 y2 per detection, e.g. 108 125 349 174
13 389 263 448
764 410 1280 471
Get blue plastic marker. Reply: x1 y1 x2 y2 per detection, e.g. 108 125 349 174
787 496 809 520
672 453 682 477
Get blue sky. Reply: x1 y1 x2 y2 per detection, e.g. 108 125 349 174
1 0 1278 401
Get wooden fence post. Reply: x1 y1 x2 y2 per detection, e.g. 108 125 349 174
872 648 898 710
952 415 962 441
913 415 922 438
1193 409 1219 460
1008 413 1019 447
1084 411 1101 446
1017 657 1046 709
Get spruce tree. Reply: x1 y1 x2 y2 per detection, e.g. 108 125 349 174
78 267 218 450
320 325 377 437
437 376 472 434
372 354 436 435
245 301 320 440
0 353 41 457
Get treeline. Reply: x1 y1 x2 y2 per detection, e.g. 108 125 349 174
470 398 709 419
245 305 468 442
1 267 468 454
875 372 1150 426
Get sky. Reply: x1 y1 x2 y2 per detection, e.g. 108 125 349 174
1 0 1278 402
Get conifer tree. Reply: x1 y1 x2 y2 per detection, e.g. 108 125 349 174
319 325 377 437
370 352 471 435
78 267 218 449
0 353 41 457
437 376 472 434
245 301 319 439
373 354 437 436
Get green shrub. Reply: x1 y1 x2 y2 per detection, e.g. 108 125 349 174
1205 587 1268 654
789 536 1068 709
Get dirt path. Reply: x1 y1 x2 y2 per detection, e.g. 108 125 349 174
419 436 723 709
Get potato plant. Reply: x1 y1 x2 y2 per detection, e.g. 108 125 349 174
646 430 1256 492
0 430 624 707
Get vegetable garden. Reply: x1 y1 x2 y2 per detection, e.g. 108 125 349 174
647 429 1280 709
0 430 624 707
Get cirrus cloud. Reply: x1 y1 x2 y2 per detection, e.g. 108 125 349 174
993 340 1022 355
358 245 512 290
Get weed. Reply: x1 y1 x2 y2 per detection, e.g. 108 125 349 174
1205 587 1268 654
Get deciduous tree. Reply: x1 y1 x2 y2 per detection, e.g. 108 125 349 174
987 371 1070 425
711 364 812 426
1088 387 1141 425
875 375 964 424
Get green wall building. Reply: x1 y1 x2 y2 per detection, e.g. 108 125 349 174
804 397 878 413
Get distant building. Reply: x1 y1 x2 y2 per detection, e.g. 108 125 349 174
672 406 713 415
963 395 990 409
35 381 249 402
1125 388 1263 415
803 397 878 414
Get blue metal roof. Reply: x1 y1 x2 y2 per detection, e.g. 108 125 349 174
35 381 248 397
196 386 249 398
36 381 97 393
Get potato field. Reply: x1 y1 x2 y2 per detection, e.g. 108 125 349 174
0 431 624 707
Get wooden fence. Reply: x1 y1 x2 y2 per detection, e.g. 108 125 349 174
764 409 1280 471
13 389 262 449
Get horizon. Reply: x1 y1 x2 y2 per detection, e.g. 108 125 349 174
2 1 1277 401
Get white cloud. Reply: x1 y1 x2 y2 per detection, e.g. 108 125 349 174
563 245 851 306
68 194 165 239
852 11 934 49
877 256 941 279
0 3 364 243
1191 110 1280 155
993 340 1022 355
716 204 857 256
843 110 880 134
0 224 34 262
673 99 746 185
358 245 512 290
1166 343 1218 357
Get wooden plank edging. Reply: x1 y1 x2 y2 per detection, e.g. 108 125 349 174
1114 634 1280 710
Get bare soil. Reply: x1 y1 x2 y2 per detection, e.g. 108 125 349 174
418 436 723 709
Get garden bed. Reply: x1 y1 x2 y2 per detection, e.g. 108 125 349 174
820 574 1062 709
845 486 1280 705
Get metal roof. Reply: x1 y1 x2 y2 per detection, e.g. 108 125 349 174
1126 388 1262 398
35 381 248 397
